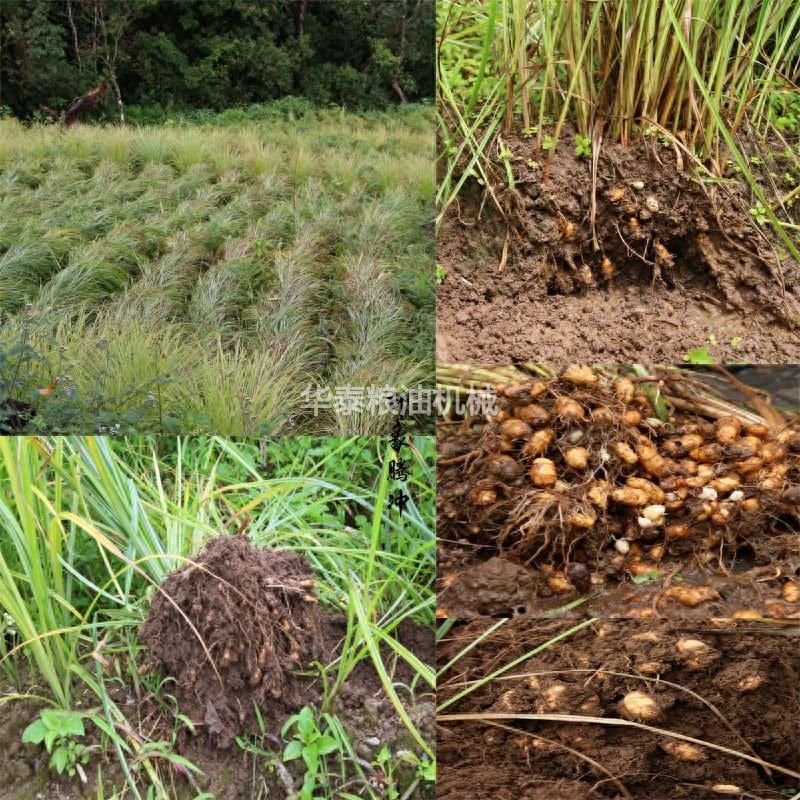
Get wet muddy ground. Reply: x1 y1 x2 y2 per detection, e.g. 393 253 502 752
437 129 800 364
437 618 800 800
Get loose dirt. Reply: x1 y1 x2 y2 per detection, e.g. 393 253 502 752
140 535 323 750
0 537 434 800
169 614 435 800
437 371 800 618
437 128 800 363
136 535 435 798
437 618 800 800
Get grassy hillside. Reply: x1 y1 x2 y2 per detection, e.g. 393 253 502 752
0 107 434 434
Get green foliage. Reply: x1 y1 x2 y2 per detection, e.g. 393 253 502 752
682 346 716 365
1 0 434 119
22 709 89 777
0 435 434 798
574 133 591 158
770 87 800 135
749 202 769 225
373 745 436 799
282 706 340 800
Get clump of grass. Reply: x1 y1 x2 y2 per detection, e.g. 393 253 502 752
438 0 800 256
0 436 434 798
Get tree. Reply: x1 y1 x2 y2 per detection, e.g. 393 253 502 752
0 0 434 119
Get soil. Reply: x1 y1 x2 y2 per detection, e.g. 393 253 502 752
139 535 324 750
0 692 126 800
437 618 800 799
171 614 436 800
438 548 800 620
0 537 435 800
436 372 800 618
436 128 800 363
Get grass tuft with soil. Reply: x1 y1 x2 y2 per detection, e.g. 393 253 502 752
140 536 323 751
0 435 435 800
436 0 800 364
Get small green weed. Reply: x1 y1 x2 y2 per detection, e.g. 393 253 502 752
22 709 90 778
682 346 716 365
373 746 436 799
282 706 340 800
749 202 769 225
574 134 591 158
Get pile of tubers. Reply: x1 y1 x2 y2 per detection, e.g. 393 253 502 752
439 367 800 581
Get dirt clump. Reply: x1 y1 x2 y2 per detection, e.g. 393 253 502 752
439 557 537 618
140 535 322 749
437 618 800 799
437 127 800 363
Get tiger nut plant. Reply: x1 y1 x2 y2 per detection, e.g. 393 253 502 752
437 366 800 616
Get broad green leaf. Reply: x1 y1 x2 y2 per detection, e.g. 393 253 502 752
21 719 47 745
51 746 69 774
316 735 338 756
283 739 303 761
297 706 314 739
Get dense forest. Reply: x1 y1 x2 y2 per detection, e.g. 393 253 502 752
0 0 434 119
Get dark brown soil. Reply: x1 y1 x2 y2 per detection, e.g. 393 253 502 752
0 539 434 799
139 535 323 750
436 372 800 618
437 618 800 799
436 129 800 363
133 535 435 799
170 615 436 800
438 549 800 620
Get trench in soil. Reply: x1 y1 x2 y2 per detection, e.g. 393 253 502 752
436 129 800 364
437 618 800 800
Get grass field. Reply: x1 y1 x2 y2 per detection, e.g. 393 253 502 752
0 106 434 435
0 435 435 799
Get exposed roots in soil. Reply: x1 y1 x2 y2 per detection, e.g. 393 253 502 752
510 137 790 315
139 535 322 749
437 618 800 800
436 127 800 363
438 368 800 616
